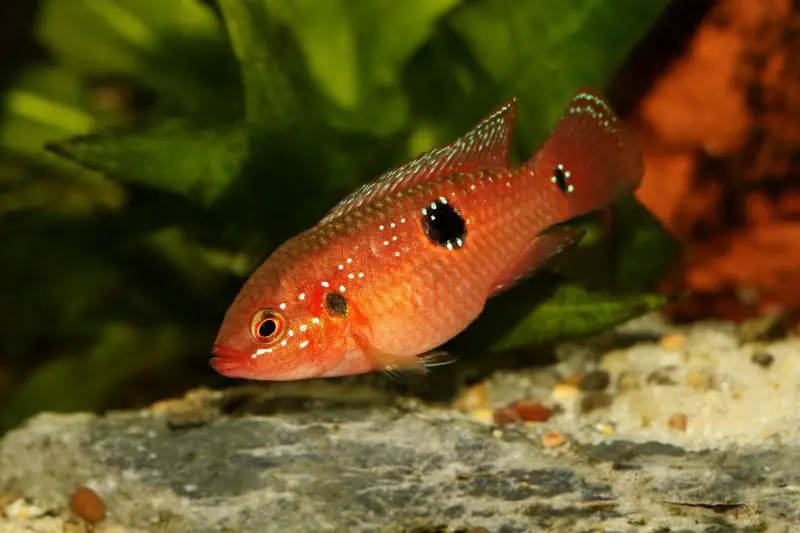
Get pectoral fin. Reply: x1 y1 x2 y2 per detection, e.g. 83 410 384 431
355 332 457 382
349 298 457 382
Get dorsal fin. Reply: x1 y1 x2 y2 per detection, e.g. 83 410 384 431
319 98 517 224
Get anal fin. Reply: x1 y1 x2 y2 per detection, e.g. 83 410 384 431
490 226 585 297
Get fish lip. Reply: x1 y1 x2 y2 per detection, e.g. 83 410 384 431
211 344 244 359
210 356 244 377
210 344 253 378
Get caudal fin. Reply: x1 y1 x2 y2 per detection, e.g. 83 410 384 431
528 88 644 218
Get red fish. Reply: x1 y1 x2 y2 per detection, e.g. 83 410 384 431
211 88 644 381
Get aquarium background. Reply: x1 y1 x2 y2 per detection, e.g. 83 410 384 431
0 0 796 433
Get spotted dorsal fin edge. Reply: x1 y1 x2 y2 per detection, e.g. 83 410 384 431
318 98 517 224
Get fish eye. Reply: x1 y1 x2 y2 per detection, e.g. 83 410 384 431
258 319 277 338
250 308 285 343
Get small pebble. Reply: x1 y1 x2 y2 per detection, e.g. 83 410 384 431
668 412 688 431
510 399 553 422
4 498 45 519
70 486 106 523
492 407 520 427
578 370 610 391
659 333 686 351
561 372 584 386
62 522 86 533
685 369 715 391
616 370 642 393
469 408 494 425
646 366 679 386
581 392 613 413
552 383 581 401
738 312 790 343
0 492 20 513
751 350 775 368
596 423 615 436
453 383 491 411
542 431 566 448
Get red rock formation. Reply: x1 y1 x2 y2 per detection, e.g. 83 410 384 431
632 0 799 322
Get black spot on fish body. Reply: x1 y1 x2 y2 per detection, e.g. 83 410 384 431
422 197 466 250
324 292 349 316
551 164 573 194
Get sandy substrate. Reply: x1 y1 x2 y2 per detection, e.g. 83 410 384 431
473 315 800 452
1 314 799 532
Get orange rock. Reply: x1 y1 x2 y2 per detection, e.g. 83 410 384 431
70 486 105 523
633 147 695 237
659 333 687 351
668 412 688 431
638 14 750 155
541 432 566 448
630 0 799 324
510 400 553 423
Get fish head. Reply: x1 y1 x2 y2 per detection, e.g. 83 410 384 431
210 259 353 380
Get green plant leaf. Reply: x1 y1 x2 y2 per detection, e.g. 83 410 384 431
611 194 679 292
46 120 249 205
0 323 184 431
36 0 238 111
490 283 671 352
0 66 127 213
219 0 459 134
0 66 96 156
143 226 254 289
268 0 359 111
0 162 125 216
295 0 462 134
543 196 679 294
216 0 302 125
450 0 671 145
0 218 121 356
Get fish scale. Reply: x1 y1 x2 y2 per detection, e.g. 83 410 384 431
211 88 644 381
342 171 528 355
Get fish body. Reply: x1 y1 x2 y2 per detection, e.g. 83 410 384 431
211 89 644 381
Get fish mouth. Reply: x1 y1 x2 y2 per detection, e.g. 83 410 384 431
211 344 243 359
210 344 252 378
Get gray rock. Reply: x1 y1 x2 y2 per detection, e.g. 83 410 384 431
1 319 798 532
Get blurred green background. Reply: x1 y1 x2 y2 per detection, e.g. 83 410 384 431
0 0 679 432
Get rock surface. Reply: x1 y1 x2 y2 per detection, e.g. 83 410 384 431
1 317 799 532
